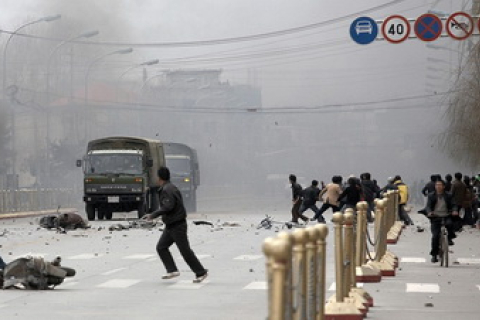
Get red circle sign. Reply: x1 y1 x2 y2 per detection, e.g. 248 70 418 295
446 12 474 40
382 15 411 43
414 13 443 42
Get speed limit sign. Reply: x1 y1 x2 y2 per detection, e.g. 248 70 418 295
382 15 411 43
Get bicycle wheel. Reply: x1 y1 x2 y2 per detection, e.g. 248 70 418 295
440 231 448 267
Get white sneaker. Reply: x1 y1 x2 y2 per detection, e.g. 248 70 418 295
193 272 208 283
162 271 180 279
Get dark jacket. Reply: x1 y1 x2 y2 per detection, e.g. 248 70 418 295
338 184 362 207
451 180 467 207
150 181 187 227
302 186 320 206
291 183 303 202
425 192 457 215
422 181 436 196
361 180 376 202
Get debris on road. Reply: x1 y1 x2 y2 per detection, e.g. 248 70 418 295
108 220 162 231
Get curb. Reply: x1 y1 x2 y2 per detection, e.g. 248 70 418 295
0 208 78 220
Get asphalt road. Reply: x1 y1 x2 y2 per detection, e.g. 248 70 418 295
1 207 480 320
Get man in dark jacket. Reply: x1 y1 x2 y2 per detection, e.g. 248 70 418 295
422 175 438 196
298 180 321 220
289 174 308 224
143 167 208 283
425 180 458 263
451 172 467 231
361 172 376 222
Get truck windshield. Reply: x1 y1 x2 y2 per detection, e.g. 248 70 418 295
166 157 191 175
86 154 143 174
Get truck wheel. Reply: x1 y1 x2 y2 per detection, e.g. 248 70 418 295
97 209 105 220
86 205 96 221
105 210 113 220
137 202 146 219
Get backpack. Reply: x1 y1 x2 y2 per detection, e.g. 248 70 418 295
2 256 67 290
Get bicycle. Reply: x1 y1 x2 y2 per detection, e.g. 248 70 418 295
256 215 305 230
438 217 449 268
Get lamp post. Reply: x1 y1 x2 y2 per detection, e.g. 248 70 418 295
84 47 133 140
116 59 159 102
46 30 99 105
2 14 61 95
1 14 60 187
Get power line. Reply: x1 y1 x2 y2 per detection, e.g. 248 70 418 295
0 0 408 48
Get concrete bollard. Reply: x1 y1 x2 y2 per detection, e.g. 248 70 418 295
277 232 294 320
292 228 308 320
314 224 328 320
324 212 363 320
263 237 290 320
355 202 382 283
368 199 395 276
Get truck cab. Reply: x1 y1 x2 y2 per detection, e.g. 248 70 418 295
78 136 164 221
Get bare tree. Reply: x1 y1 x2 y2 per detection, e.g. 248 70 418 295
439 42 480 170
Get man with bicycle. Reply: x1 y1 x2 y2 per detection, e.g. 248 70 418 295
425 180 458 263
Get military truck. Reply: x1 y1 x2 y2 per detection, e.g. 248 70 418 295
164 142 200 212
77 136 165 221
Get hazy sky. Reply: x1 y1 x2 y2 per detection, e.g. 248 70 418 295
0 0 469 108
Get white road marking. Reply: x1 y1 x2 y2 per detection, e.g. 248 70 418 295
477 285 480 291
234 255 263 261
243 281 267 290
147 257 158 262
401 257 426 263
16 253 48 259
97 279 141 288
122 254 155 260
197 254 212 260
0 305 7 309
169 280 209 289
455 258 480 265
102 267 127 276
328 282 363 291
66 253 104 260
406 283 440 293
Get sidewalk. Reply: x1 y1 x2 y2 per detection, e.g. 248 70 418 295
364 213 480 320
0 208 78 220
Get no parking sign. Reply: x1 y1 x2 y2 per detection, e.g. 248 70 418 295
414 13 442 42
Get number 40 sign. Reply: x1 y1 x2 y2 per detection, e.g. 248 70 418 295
381 15 411 43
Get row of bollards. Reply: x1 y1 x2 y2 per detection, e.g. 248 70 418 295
263 191 401 320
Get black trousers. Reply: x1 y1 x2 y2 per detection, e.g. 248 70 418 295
430 216 455 256
156 221 206 277
313 203 339 222
291 201 307 223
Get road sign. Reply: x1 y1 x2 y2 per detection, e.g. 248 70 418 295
382 15 411 43
446 12 474 40
350 17 378 45
414 13 442 42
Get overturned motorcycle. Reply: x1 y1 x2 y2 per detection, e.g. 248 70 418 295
1 256 76 290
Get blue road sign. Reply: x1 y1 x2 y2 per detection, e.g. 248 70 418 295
414 13 442 42
350 17 378 45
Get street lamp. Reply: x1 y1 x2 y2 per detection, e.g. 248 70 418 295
84 47 133 139
1 14 60 187
2 14 61 95
116 59 159 101
46 30 99 105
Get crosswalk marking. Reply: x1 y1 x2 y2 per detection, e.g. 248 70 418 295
122 254 155 260
102 268 127 276
401 257 426 263
243 281 267 290
197 254 212 260
455 258 480 265
66 253 104 260
97 279 141 288
234 255 262 261
62 281 79 287
168 280 209 289
406 283 440 293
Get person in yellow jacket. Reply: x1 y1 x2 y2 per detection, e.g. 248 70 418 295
394 175 414 225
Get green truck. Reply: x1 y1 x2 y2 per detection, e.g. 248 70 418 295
164 142 200 212
77 136 165 221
